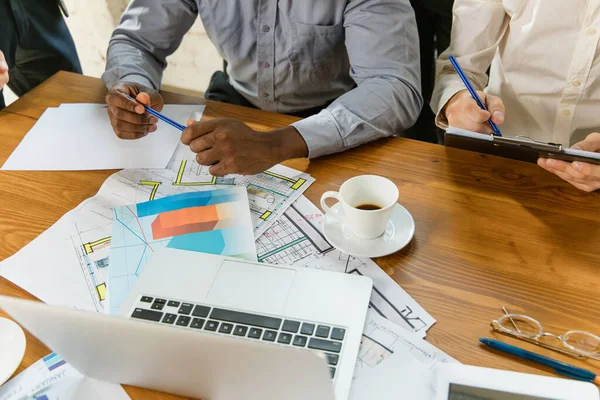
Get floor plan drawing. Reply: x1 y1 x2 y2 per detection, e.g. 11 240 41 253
256 196 436 335
167 143 314 238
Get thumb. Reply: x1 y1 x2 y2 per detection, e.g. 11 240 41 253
484 94 505 124
136 92 151 106
572 133 600 152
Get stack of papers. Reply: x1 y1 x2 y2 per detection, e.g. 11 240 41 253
1 103 201 170
0 102 453 398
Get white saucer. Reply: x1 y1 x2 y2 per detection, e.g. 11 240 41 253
0 317 26 386
323 203 415 258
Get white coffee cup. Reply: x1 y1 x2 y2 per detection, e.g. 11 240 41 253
320 175 399 239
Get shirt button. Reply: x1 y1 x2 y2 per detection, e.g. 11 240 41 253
262 92 270 98
587 27 596 35
263 62 270 68
572 80 581 87
262 25 270 33
562 109 571 117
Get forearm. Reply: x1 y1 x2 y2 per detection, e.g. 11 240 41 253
102 38 164 90
431 0 509 127
101 0 197 90
293 76 421 158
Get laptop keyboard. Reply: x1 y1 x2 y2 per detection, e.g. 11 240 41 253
131 295 346 379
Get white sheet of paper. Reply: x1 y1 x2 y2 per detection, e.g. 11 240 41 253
0 353 130 400
349 310 458 400
1 104 202 170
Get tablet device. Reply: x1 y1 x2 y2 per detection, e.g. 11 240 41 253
434 364 600 400
445 127 600 165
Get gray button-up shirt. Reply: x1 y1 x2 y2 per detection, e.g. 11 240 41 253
102 0 422 158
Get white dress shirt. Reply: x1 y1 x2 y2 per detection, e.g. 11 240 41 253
432 0 600 146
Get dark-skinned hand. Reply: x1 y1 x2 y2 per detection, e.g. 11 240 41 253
181 118 308 176
105 82 164 139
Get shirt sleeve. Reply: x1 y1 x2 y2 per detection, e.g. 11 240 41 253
101 0 198 90
292 0 422 159
430 0 509 129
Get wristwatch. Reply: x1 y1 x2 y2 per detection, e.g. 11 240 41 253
58 0 69 17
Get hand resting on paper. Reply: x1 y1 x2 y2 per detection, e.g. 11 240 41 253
444 89 505 134
537 133 600 192
105 82 164 139
181 118 308 176
0 51 8 90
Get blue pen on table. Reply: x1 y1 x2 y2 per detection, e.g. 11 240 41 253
479 338 600 385
448 55 503 136
121 92 186 132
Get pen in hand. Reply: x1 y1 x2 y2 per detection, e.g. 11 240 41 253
120 92 186 132
448 55 503 136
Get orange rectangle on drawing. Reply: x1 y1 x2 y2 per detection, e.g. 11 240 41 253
151 205 220 239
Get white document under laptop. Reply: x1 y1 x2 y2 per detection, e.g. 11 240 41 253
0 248 373 400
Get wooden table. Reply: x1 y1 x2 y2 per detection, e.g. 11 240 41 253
1 72 599 399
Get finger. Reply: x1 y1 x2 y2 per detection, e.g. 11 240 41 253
189 132 217 153
106 89 145 114
572 132 600 152
463 101 492 124
195 148 221 166
208 162 227 177
108 105 157 125
181 119 220 144
484 95 505 124
136 92 151 106
113 119 158 134
114 130 149 140
572 161 600 179
545 158 587 180
0 71 8 87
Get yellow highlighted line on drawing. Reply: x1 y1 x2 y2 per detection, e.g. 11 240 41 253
83 237 111 255
172 160 218 186
139 180 161 200
260 211 272 220
96 283 107 301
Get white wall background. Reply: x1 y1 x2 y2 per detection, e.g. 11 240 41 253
5 0 222 105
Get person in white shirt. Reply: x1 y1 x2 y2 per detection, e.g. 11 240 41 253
431 0 600 192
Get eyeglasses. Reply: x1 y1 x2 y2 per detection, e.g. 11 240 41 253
490 307 600 360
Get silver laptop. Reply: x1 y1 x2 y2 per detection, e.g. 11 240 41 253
0 248 372 400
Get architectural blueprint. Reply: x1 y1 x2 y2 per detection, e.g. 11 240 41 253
0 165 313 313
166 142 314 238
256 196 436 335
349 310 457 400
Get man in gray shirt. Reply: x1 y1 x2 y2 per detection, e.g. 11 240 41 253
103 0 422 176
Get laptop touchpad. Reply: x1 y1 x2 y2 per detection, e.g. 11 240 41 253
205 260 296 315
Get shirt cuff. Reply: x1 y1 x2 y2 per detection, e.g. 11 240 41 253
101 70 156 91
291 110 345 158
432 85 465 130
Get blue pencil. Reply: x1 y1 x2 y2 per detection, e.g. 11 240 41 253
448 55 502 136
480 338 599 384
120 92 186 131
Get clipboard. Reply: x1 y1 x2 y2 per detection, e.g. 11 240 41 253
445 127 600 165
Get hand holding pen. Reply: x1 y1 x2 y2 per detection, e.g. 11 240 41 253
105 82 165 140
443 55 504 136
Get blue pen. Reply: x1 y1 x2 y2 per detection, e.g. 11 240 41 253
121 92 186 131
479 338 599 385
448 55 503 136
